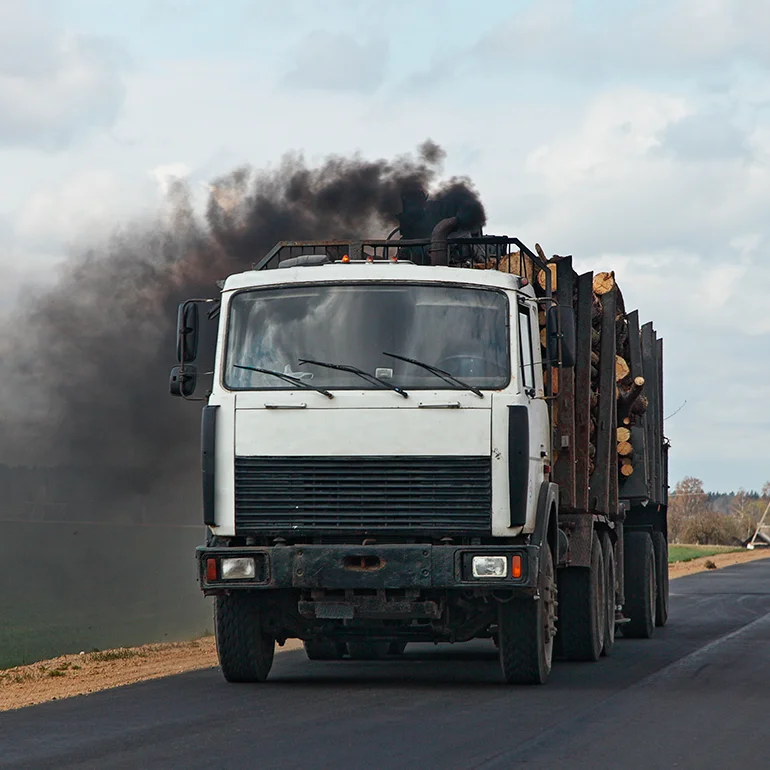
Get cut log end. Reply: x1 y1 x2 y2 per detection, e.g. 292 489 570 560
593 271 615 295
617 427 631 443
620 463 634 477
616 355 630 383
617 441 633 457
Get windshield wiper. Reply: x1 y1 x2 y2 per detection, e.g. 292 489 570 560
233 364 334 399
298 358 408 398
382 352 484 398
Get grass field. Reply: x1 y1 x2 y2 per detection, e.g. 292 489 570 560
1 521 212 669
668 544 744 563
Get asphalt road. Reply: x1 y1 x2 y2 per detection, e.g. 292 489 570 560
2 559 770 770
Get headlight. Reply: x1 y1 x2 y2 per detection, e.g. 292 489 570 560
221 557 256 580
472 555 507 578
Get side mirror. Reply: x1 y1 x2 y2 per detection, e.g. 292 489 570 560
176 302 200 364
547 306 576 368
169 364 198 397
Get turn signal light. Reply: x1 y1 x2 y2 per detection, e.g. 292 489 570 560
206 558 217 581
512 555 522 579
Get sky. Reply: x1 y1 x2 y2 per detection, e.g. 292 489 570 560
0 0 768 491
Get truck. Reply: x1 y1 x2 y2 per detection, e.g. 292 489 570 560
170 209 668 684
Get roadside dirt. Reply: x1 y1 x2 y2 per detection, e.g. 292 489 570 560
668 547 770 578
0 636 302 712
3 549 769 712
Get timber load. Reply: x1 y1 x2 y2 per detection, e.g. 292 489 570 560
493 248 667 517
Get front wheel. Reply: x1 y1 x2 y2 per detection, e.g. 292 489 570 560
215 593 275 683
498 545 556 684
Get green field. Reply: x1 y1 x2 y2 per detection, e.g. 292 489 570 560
1 521 212 669
668 544 744 563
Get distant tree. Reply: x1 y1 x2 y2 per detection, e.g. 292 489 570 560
668 477 711 543
669 477 708 517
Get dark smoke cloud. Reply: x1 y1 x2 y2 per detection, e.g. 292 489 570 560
0 142 485 521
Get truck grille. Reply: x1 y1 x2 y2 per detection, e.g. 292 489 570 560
234 456 492 534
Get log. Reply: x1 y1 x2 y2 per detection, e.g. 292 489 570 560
620 461 634 477
590 364 598 382
591 350 600 366
538 308 546 327
630 394 649 416
590 391 599 410
536 262 558 292
588 443 596 459
496 250 536 280
617 441 633 457
591 328 601 350
616 355 630 383
540 327 547 349
593 271 615 295
591 293 603 324
618 376 645 410
617 427 631 443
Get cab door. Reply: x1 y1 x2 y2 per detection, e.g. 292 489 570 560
518 301 549 530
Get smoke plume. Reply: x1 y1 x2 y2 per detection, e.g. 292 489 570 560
0 141 485 522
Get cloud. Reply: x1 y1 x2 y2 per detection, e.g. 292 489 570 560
0 1 128 150
405 0 770 93
657 112 752 162
283 31 388 93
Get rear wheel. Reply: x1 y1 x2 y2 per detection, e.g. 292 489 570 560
215 593 275 683
347 641 390 660
304 638 346 660
600 531 616 657
559 531 605 661
498 544 556 684
652 531 669 627
621 531 656 639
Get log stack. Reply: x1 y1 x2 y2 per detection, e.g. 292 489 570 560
515 257 649 489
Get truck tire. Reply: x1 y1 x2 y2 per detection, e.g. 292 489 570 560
600 531 616 657
652 531 669 627
559 531 605 662
498 544 556 684
621 531 656 639
347 641 390 660
304 639 346 660
215 593 275 682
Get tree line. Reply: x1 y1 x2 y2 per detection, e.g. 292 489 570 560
668 477 770 545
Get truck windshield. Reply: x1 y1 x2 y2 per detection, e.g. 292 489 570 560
224 283 510 390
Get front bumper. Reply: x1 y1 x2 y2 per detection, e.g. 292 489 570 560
197 543 540 594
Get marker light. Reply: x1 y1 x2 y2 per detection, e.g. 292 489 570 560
221 557 256 580
512 555 523 579
341 254 350 263
206 558 217 582
472 555 507 578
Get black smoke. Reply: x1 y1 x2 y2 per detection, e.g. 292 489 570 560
0 141 485 522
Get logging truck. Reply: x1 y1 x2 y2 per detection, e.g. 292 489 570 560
170 216 669 684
